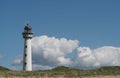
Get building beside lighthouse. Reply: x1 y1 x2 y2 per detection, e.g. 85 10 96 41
22 24 33 71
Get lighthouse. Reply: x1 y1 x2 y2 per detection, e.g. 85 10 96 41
22 24 33 71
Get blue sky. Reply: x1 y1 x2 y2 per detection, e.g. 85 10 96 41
0 0 120 70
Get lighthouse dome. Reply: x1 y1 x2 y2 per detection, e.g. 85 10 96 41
24 24 32 31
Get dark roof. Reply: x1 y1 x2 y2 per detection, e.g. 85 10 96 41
24 24 32 31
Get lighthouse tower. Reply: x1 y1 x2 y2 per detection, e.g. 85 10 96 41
22 24 33 71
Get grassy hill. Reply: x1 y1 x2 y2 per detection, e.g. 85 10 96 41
0 66 10 71
1 66 120 77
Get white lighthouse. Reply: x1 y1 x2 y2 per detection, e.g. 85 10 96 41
22 24 33 71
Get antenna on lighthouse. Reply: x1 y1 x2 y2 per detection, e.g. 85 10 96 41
22 24 33 71
24 20 31 27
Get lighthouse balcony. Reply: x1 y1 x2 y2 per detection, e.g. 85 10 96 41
23 34 33 38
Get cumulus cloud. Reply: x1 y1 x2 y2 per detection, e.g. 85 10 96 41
12 35 120 70
12 55 23 66
32 64 53 70
32 35 79 69
74 46 120 69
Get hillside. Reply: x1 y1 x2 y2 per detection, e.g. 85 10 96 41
0 66 10 71
1 66 120 78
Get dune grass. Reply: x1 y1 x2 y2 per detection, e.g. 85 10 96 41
1 66 120 77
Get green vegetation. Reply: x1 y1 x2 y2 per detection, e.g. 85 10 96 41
0 66 120 77
0 66 10 71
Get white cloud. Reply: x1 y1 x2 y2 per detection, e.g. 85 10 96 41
12 55 23 66
32 64 53 70
57 56 72 65
12 35 120 70
74 46 120 69
32 35 79 69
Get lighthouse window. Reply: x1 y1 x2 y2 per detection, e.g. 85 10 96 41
25 62 27 65
25 54 27 57
25 45 27 48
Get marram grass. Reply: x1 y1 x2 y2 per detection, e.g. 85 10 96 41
1 66 120 78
